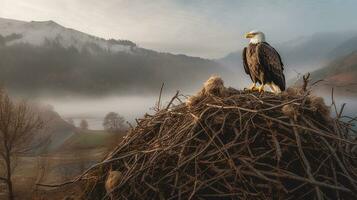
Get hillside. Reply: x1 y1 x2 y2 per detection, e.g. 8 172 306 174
37 105 76 152
58 129 125 151
310 51 357 96
328 35 357 59
0 17 232 97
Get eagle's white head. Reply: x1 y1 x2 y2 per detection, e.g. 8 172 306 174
245 30 266 44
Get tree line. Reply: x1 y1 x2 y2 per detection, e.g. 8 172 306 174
67 112 127 133
0 39 224 97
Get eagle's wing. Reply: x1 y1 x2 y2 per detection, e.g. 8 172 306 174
257 43 285 91
242 47 250 75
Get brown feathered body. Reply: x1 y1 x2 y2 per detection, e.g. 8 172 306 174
243 42 285 91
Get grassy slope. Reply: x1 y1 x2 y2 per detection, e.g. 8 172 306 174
60 129 116 150
311 51 357 81
309 51 357 96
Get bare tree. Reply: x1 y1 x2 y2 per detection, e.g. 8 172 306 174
103 112 126 133
67 118 75 127
80 119 88 130
0 88 44 200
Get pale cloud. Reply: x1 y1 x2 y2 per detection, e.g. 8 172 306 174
1 0 357 58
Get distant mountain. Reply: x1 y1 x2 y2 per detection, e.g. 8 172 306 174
218 32 357 86
327 36 357 60
0 18 135 54
0 18 233 96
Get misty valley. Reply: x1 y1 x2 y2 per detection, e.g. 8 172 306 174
43 93 357 131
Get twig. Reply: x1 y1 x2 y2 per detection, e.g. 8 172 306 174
302 73 310 91
166 90 180 110
157 82 165 111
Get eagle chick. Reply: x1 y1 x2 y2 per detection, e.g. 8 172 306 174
186 75 225 108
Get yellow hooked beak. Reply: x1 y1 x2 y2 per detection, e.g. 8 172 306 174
245 32 255 39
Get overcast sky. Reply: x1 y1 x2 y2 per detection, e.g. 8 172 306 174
1 0 357 58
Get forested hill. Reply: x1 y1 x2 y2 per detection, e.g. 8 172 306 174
0 18 232 97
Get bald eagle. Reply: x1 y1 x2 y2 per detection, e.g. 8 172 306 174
242 30 285 93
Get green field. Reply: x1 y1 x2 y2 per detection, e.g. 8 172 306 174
61 129 122 150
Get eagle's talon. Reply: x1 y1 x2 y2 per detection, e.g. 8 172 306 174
245 87 258 92
246 83 257 91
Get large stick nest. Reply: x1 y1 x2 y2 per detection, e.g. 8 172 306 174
83 76 357 200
